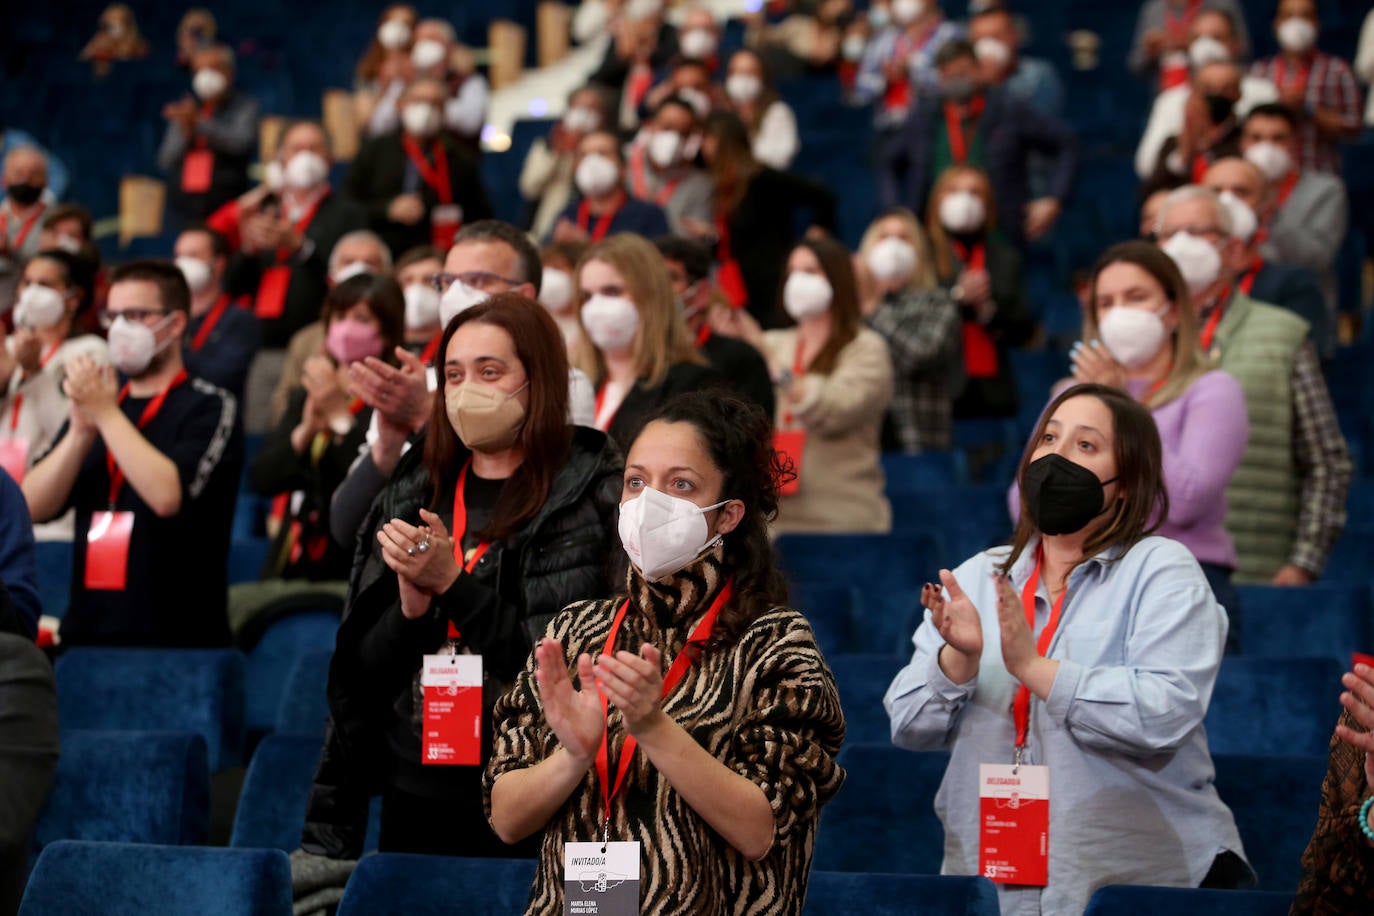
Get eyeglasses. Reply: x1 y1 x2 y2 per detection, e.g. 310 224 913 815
98 308 168 329
428 271 525 293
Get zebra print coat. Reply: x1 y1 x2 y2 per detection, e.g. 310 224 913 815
485 546 847 914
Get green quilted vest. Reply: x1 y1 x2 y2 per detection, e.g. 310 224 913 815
1213 292 1309 583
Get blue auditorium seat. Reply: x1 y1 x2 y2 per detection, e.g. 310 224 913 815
274 649 332 736
1237 583 1372 665
880 451 968 491
55 648 246 771
813 745 949 875
1083 885 1293 916
33 731 209 852
803 872 1000 915
1204 657 1343 756
828 655 907 743
228 538 273 585
789 582 861 658
1324 527 1374 585
336 854 538 915
230 734 321 851
888 484 1012 565
952 418 1023 485
242 609 340 736
32 540 71 618
20 841 291 916
1213 753 1326 894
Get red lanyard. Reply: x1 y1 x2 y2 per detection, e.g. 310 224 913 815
274 193 326 264
1275 56 1313 97
596 578 734 834
943 96 985 166
594 382 621 431
402 135 453 204
8 342 62 431
577 192 625 242
1275 170 1299 208
1163 0 1202 40
0 202 47 252
628 146 681 207
106 369 188 506
1238 258 1261 296
445 458 492 639
1013 551 1068 750
189 294 231 352
953 239 986 272
694 324 712 348
1199 286 1233 352
780 340 808 428
420 331 443 365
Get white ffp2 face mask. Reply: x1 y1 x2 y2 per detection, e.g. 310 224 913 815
1161 231 1223 296
176 257 214 294
865 237 918 285
108 315 172 376
14 285 68 330
1098 305 1170 369
404 283 442 330
939 191 987 234
1244 141 1293 182
581 294 640 354
439 281 488 327
783 271 833 321
618 486 727 581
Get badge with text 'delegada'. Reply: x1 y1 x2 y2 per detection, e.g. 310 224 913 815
563 841 639 916
978 763 1049 886
420 654 482 765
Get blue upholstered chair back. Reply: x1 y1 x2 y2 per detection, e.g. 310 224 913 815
1082 884 1294 915
1204 657 1344 756
55 648 246 771
19 840 291 916
802 871 1000 915
274 648 333 736
336 854 538 916
1236 584 1372 664
242 609 339 735
826 655 908 744
33 731 209 853
1212 753 1327 894
229 734 321 851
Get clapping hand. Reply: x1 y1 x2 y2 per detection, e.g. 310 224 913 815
1335 662 1374 789
594 644 667 736
927 570 983 678
1070 339 1126 389
534 638 606 764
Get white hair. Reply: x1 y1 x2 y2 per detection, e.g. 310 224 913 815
328 230 393 275
1155 184 1234 238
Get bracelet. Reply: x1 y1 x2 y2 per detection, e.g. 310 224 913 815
1360 797 1374 843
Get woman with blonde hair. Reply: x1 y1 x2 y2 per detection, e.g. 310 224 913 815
856 207 962 453
926 165 1034 420
574 233 720 447
1063 239 1248 628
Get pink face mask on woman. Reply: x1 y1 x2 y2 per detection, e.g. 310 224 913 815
326 317 384 365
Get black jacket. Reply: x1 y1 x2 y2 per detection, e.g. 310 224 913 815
605 360 724 450
344 130 494 258
700 331 775 423
302 426 623 856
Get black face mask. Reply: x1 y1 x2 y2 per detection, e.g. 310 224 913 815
1203 93 1234 125
1022 453 1118 536
5 182 43 207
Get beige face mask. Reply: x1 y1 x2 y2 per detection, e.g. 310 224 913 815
445 380 528 452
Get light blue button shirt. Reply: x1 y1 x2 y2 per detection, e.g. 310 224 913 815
884 536 1249 916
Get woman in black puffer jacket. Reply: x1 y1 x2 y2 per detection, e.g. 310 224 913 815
301 294 623 860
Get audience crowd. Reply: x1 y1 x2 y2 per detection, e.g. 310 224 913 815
2 0 1374 914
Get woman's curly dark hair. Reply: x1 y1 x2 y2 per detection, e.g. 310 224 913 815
634 390 794 649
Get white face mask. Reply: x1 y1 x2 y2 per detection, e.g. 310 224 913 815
439 280 488 327
331 261 373 284
401 102 441 139
677 88 712 119
108 315 172 376
411 39 447 70
1276 17 1316 54
14 285 67 330
618 486 727 582
1188 35 1231 69
869 5 891 29
973 37 1011 69
581 294 640 354
679 28 717 60
403 283 442 329
378 18 412 50
624 0 663 22
725 73 763 104
865 236 919 286
1099 305 1170 369
1217 190 1258 243
1244 141 1294 182
939 191 986 234
891 0 925 26
574 152 621 198
842 34 868 61
54 234 84 255
1161 231 1223 296
264 159 285 193
282 151 329 191
783 271 833 321
539 268 575 312
648 130 685 169
192 68 229 101
564 106 601 133
176 256 214 294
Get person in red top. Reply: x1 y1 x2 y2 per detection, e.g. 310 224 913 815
22 260 243 647
174 225 261 400
1249 0 1362 176
551 130 670 245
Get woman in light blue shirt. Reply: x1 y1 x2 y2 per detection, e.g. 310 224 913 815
885 382 1252 915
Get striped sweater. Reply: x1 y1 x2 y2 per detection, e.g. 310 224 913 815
485 547 847 914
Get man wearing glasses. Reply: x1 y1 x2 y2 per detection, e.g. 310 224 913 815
22 260 244 647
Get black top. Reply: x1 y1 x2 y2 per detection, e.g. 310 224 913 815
721 168 838 328
344 130 494 259
699 330 776 423
183 297 262 400
56 375 243 647
225 192 371 348
605 360 725 450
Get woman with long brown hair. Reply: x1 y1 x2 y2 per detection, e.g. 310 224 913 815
887 383 1252 915
487 391 846 915
307 292 622 859
354 4 418 136
720 49 799 170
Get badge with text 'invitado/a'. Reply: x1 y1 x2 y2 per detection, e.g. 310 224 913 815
563 841 639 916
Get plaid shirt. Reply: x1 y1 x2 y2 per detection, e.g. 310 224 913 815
1250 52 1363 175
1288 340 1352 574
866 287 962 453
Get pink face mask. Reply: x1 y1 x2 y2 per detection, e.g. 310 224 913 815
326 317 384 365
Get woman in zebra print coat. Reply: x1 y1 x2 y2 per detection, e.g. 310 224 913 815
486 391 847 914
